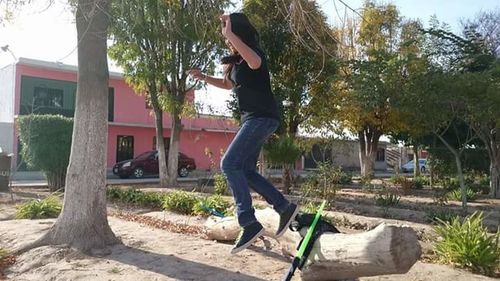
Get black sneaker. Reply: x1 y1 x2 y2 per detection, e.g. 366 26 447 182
231 222 265 254
275 203 299 238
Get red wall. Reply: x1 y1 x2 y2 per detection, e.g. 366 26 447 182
107 125 236 170
14 62 239 170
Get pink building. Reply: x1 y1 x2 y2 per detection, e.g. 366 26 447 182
0 58 238 172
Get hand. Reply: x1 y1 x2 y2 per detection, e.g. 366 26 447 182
186 68 206 81
220 14 232 38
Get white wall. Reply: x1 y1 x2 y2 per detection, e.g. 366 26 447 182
0 122 14 154
0 64 15 123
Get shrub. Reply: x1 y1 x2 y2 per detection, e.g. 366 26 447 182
412 176 428 189
162 191 199 215
300 162 346 200
442 177 461 190
390 175 407 185
193 195 231 217
433 212 500 276
106 187 166 209
374 188 400 207
447 187 479 202
15 196 62 219
426 209 458 224
17 115 73 191
214 173 230 195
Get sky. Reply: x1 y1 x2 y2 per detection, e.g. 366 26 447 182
1 0 499 116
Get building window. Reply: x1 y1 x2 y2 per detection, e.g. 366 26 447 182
108 88 114 122
116 136 134 162
376 148 385 162
153 136 170 150
34 86 63 108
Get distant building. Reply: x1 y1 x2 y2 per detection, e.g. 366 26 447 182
0 58 238 171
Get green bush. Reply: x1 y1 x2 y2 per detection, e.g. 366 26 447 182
433 212 500 276
442 177 461 190
193 195 231 217
16 196 62 219
426 209 458 224
214 173 230 195
106 187 165 209
300 162 346 200
17 115 73 191
162 191 199 215
374 188 400 207
447 187 479 202
412 176 428 189
390 175 407 185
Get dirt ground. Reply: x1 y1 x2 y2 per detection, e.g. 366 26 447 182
1 200 498 281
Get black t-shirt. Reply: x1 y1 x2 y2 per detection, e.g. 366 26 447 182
230 48 280 124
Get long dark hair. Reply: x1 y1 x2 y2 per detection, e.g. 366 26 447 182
221 13 260 79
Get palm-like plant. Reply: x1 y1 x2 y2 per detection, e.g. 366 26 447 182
264 135 302 194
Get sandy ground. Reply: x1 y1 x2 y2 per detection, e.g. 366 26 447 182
0 212 497 281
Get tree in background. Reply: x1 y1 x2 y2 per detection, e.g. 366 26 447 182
17 115 72 191
307 2 412 177
109 0 229 186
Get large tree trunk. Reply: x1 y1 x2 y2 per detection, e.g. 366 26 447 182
436 134 467 213
149 83 168 188
359 128 380 178
486 134 500 198
167 103 182 186
490 161 500 199
205 208 421 280
17 0 119 253
282 164 293 194
154 109 168 188
413 145 420 177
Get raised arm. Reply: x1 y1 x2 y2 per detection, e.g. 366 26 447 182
220 15 262 70
186 68 233 90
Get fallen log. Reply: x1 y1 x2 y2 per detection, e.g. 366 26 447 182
204 208 421 280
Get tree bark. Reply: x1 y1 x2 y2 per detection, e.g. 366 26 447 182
167 99 182 186
153 107 168 188
204 208 421 280
436 134 468 213
17 0 119 254
148 82 169 188
282 163 293 194
359 128 380 178
413 145 420 177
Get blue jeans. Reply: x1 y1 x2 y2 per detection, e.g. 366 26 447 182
221 117 290 227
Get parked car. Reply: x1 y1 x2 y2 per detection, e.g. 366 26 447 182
401 159 427 173
113 150 196 179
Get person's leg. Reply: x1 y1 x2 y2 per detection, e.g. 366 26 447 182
241 118 299 237
221 118 274 227
242 122 289 214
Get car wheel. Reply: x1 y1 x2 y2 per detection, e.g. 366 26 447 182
133 167 144 178
421 166 426 173
178 167 189 177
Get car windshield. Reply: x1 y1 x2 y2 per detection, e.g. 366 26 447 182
419 160 426 164
135 151 152 160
